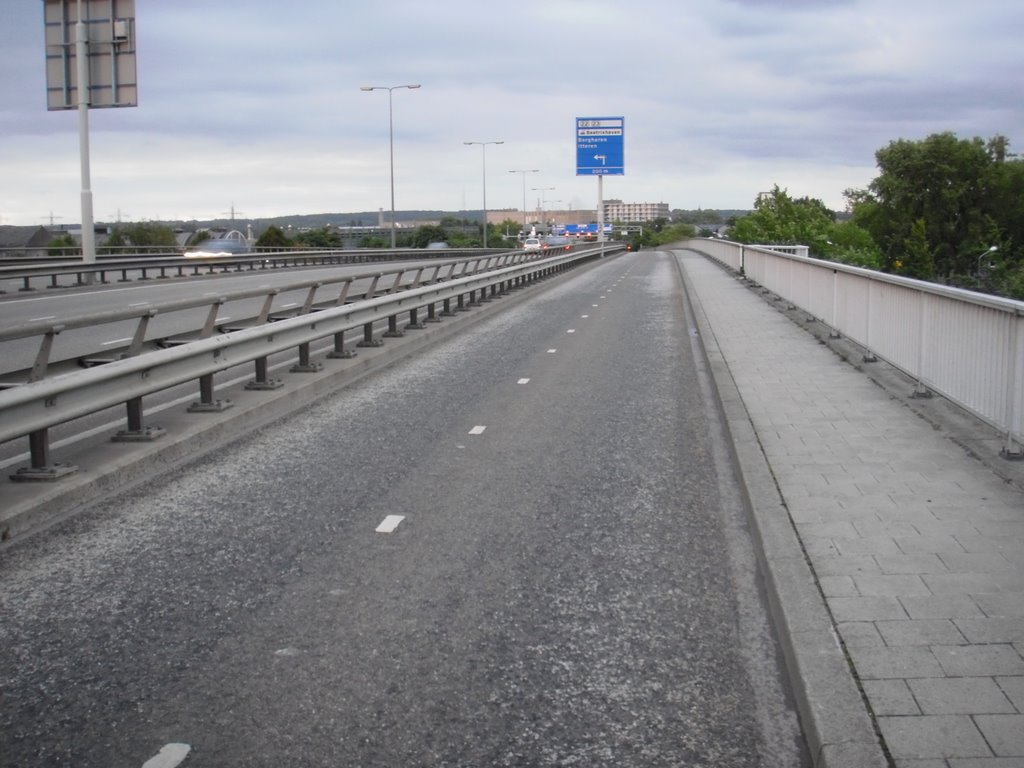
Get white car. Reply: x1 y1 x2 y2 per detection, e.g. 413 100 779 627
523 237 542 253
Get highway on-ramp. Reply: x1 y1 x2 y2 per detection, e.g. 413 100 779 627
0 252 810 767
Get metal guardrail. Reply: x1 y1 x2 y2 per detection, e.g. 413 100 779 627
0 244 625 480
0 251 535 381
0 246 505 292
684 238 1024 458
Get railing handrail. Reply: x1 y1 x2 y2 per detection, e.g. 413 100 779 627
684 237 1023 455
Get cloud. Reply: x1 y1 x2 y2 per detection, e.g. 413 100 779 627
1 0 1022 225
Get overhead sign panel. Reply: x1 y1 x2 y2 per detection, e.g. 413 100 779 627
44 0 137 110
576 116 624 176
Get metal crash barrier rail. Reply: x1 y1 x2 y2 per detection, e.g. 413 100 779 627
0 244 625 480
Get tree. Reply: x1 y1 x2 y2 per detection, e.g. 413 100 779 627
256 225 291 249
292 227 341 249
845 132 1023 296
410 224 448 248
860 133 993 278
47 233 78 256
104 222 176 252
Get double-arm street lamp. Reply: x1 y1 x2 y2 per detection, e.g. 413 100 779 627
360 84 421 248
509 169 539 231
531 186 555 222
464 140 503 248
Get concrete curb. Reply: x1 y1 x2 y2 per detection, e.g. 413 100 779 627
674 254 891 768
0 262 608 546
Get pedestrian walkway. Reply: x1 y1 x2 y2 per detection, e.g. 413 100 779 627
676 249 1024 768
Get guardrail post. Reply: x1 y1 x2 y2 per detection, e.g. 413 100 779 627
114 396 167 441
441 298 455 316
405 308 426 330
327 330 357 359
9 429 78 482
29 325 64 382
246 356 284 389
384 314 404 337
425 302 441 323
290 342 324 373
188 373 234 412
358 321 383 347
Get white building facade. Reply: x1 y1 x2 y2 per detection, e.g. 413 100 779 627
602 200 670 222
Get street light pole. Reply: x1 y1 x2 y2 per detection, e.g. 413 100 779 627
976 245 998 274
531 187 555 227
360 84 421 248
509 169 539 231
464 140 503 248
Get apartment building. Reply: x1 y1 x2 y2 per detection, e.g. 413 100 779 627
602 200 670 222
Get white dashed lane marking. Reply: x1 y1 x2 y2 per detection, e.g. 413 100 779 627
376 515 405 533
547 349 557 354
141 743 191 768
468 425 486 435
518 378 530 384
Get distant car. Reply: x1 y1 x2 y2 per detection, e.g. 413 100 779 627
543 235 572 252
185 238 251 257
523 237 542 253
425 241 450 249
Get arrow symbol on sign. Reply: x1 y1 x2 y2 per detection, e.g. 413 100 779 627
594 154 606 165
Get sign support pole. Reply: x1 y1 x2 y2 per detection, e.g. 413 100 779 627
75 0 96 268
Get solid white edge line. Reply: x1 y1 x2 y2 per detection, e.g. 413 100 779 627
376 515 405 533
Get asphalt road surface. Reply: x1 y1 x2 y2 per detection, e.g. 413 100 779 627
0 251 810 767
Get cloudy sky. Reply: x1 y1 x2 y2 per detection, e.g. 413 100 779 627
1 0 1021 226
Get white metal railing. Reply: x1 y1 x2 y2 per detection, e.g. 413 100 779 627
682 238 1024 457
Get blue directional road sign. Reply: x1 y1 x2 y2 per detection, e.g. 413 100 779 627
576 116 624 176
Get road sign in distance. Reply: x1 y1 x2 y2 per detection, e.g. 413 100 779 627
576 116 624 176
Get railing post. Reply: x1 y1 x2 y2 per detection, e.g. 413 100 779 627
114 396 168 440
358 321 383 347
9 429 78 482
246 356 284 389
1002 311 1023 459
405 307 426 330
188 374 234 412
328 330 357 359
911 290 932 399
384 314 404 337
290 341 323 373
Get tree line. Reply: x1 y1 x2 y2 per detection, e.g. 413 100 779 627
726 132 1024 300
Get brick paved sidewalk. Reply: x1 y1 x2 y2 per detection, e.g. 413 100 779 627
677 250 1024 767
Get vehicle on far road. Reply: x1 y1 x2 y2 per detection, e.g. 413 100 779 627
425 241 450 250
185 237 251 258
523 237 542 253
543 235 572 252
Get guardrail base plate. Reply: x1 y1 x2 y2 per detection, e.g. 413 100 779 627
9 463 79 482
112 425 168 442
